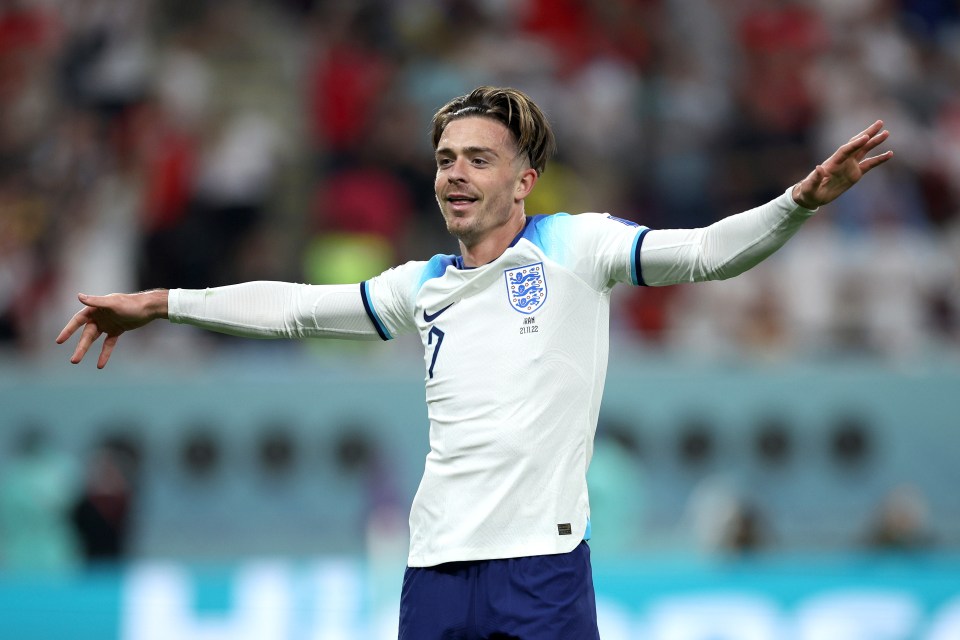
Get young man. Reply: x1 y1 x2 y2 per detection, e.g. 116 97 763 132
58 87 892 638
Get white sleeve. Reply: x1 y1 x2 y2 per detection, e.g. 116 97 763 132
639 187 817 286
167 281 381 340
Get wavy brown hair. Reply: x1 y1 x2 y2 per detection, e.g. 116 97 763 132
431 86 557 176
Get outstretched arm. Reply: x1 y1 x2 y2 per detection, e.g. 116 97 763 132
639 121 893 286
56 290 169 369
57 282 380 368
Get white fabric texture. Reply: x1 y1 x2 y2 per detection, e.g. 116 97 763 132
168 282 378 339
640 187 815 285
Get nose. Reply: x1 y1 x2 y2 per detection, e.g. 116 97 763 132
446 157 468 183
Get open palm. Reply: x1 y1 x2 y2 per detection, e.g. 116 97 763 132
793 121 893 209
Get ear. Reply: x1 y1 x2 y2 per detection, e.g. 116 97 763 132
515 167 539 202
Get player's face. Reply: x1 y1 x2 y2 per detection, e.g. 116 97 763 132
434 116 535 247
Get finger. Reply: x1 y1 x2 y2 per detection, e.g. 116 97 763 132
858 129 890 157
814 163 828 182
71 322 102 364
835 133 871 161
859 150 894 173
97 334 120 369
849 120 884 142
77 293 114 309
805 164 828 189
56 307 93 344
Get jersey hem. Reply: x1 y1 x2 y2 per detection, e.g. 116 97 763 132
406 535 585 568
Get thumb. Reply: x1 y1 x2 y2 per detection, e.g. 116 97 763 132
78 293 111 308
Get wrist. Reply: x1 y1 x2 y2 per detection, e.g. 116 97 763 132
791 183 818 210
142 289 169 320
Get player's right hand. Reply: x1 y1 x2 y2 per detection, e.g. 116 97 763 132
56 290 168 369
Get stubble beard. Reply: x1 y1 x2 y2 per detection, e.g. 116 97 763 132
440 194 515 248
439 198 485 246
445 213 480 245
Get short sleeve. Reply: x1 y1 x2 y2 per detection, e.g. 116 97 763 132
526 213 650 291
360 260 424 340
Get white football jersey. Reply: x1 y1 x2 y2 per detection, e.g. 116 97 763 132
363 212 648 567
167 188 811 568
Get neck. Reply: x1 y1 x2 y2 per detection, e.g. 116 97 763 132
459 212 526 267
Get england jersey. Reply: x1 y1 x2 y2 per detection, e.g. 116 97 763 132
362 212 648 567
168 188 813 569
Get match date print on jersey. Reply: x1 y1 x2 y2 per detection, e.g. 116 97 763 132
520 316 539 334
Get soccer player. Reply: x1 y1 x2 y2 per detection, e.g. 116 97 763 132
58 87 892 638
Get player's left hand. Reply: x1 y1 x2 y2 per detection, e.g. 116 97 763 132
792 120 893 209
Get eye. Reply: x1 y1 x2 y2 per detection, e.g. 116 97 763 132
436 157 453 169
471 157 488 167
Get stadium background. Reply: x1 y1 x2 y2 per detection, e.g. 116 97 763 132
1 0 959 638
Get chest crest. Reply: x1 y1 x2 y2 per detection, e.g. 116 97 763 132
504 262 548 314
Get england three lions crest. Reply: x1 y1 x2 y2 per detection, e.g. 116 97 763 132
505 262 547 314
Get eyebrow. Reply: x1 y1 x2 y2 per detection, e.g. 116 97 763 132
435 145 501 158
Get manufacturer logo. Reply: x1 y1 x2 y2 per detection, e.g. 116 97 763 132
504 262 547 314
422 302 455 323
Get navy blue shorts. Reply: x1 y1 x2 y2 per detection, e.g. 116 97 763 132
398 541 600 639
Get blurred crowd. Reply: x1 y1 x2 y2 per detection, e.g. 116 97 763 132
1 0 960 361
0 423 139 570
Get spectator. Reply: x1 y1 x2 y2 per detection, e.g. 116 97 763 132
865 485 936 551
70 433 142 562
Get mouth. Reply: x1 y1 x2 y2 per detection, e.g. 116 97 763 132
445 193 479 212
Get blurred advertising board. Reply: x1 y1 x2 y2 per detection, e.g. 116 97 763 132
1 554 958 639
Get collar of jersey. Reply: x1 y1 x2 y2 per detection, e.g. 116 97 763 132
453 215 549 270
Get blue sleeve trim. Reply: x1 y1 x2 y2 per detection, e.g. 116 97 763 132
631 227 651 286
360 281 392 341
